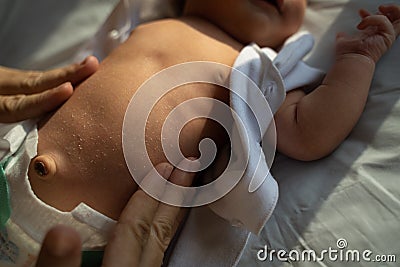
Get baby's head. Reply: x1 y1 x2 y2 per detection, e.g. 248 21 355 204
183 0 307 48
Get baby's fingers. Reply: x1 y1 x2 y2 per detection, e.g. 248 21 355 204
359 8 372 19
379 5 400 22
379 4 400 35
357 14 395 36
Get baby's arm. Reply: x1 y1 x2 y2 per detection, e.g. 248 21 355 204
275 5 400 161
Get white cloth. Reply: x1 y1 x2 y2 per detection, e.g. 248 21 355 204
208 32 325 235
74 0 139 62
0 121 116 267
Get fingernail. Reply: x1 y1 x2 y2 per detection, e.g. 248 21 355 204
80 57 89 66
55 82 72 92
162 164 173 177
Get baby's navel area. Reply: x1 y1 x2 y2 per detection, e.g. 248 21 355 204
28 58 144 219
29 111 137 220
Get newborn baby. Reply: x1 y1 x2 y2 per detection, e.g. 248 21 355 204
30 0 309 220
31 0 399 221
2 0 399 265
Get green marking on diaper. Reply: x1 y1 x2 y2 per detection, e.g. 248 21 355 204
0 160 11 228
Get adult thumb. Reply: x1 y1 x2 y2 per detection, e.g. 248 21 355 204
35 225 82 267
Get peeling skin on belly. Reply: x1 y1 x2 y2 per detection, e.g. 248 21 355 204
31 18 241 220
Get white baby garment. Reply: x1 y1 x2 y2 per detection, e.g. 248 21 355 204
209 31 325 234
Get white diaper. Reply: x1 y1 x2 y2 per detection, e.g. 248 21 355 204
0 120 116 267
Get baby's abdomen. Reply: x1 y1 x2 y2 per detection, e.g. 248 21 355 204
35 19 239 220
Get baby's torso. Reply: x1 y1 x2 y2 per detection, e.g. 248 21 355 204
31 18 242 219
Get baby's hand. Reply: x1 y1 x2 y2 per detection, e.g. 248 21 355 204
336 4 400 63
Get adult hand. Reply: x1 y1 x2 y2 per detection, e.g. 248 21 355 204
35 162 196 267
0 56 99 122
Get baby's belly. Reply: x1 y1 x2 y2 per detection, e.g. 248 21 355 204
32 19 240 220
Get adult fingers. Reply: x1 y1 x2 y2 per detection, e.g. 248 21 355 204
0 82 73 123
102 163 173 267
35 225 81 267
34 56 99 90
0 56 98 95
140 160 198 267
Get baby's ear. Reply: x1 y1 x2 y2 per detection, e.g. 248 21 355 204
29 155 57 180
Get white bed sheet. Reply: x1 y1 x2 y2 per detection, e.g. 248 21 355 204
0 0 119 69
238 1 400 266
1 1 399 267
